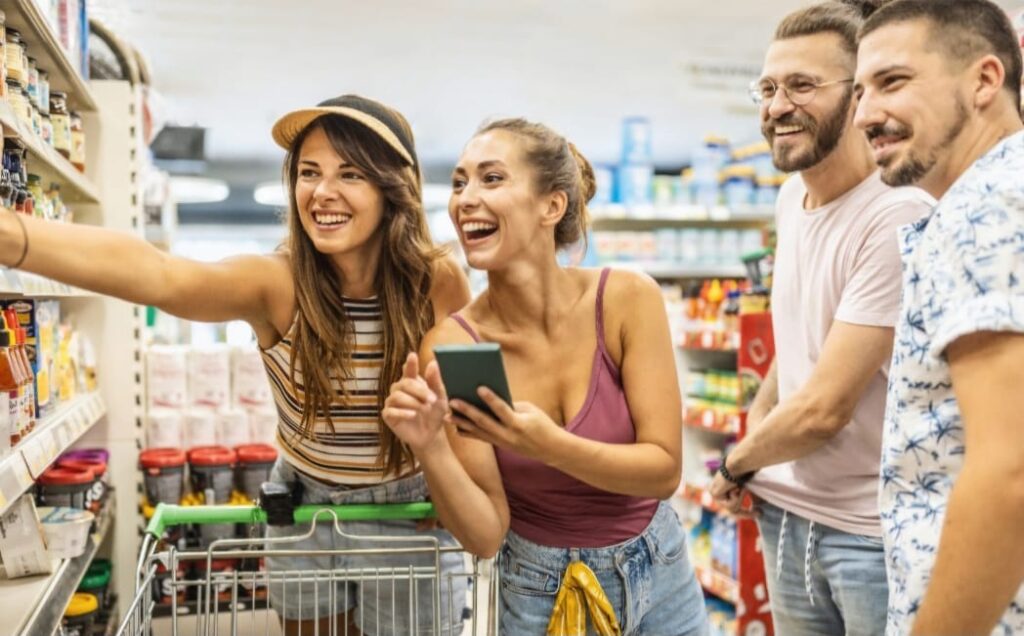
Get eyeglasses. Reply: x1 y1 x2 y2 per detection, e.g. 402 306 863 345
749 77 854 106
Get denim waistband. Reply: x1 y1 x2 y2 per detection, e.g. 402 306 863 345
502 501 675 570
272 458 428 505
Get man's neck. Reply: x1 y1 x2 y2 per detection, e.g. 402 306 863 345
800 130 877 209
920 110 1024 199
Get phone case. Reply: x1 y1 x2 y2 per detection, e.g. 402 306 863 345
433 343 513 420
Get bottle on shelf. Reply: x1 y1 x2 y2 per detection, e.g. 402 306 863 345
1 322 19 447
4 309 35 435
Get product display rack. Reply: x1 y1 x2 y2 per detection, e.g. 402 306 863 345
0 392 105 515
0 4 146 630
0 101 100 203
0 0 98 112
680 312 775 636
0 494 115 635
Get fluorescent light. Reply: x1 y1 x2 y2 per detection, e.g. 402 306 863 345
254 182 288 207
169 176 230 204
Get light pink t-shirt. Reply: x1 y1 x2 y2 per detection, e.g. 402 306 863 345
748 171 933 537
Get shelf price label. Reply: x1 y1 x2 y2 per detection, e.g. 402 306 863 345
21 438 51 479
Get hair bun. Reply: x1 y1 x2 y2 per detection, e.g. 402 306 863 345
567 142 597 204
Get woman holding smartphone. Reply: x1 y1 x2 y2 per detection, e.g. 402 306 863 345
0 94 470 635
383 118 707 635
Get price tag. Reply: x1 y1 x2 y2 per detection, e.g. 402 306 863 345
21 438 50 478
701 409 715 428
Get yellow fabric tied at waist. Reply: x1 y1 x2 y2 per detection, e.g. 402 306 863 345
546 561 622 636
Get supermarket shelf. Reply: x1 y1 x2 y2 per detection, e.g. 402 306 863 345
694 564 739 605
0 392 106 517
1 0 97 112
0 267 95 298
681 483 724 515
609 262 748 279
683 400 741 435
0 101 101 204
1 496 115 636
592 204 773 226
679 329 740 352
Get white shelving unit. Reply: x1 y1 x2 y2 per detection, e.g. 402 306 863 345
0 0 98 112
0 392 105 515
0 4 145 630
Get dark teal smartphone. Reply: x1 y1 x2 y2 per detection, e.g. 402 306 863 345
433 343 513 421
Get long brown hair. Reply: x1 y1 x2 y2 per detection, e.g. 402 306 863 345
283 112 441 476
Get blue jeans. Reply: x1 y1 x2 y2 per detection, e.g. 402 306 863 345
756 501 888 636
264 459 467 634
498 502 708 635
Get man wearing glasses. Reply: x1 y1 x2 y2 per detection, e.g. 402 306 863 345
709 3 932 634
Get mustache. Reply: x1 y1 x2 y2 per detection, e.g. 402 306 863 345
865 122 911 142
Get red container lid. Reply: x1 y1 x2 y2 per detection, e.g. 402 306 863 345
139 448 187 469
58 458 107 477
193 558 236 572
235 444 277 464
38 466 94 486
188 446 236 467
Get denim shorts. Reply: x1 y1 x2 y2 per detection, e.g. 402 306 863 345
498 502 708 635
264 459 468 634
756 501 888 636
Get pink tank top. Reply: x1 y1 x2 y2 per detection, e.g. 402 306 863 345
450 268 658 548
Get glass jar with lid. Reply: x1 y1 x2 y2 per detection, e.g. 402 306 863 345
50 91 71 159
8 81 30 128
5 28 24 83
70 112 85 172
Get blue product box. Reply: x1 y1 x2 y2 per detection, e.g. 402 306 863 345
621 117 652 164
592 164 615 205
616 164 654 207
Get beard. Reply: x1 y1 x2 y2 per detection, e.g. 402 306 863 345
763 88 852 172
868 97 969 187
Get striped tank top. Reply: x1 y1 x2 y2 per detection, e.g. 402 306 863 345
260 297 412 485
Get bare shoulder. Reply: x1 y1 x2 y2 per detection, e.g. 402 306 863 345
429 253 471 318
593 267 662 317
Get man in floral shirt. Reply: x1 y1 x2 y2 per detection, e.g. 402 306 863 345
854 0 1024 634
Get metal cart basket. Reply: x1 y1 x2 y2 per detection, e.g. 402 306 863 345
115 502 496 635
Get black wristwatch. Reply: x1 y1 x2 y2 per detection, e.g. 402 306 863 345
719 455 754 487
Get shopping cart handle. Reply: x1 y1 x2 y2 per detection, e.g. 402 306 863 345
145 502 437 538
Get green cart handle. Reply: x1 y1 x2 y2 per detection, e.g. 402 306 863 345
145 502 436 538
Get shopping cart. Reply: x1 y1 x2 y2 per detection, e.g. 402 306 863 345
116 502 497 635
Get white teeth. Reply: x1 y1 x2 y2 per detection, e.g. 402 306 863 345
775 125 804 135
314 212 351 225
462 221 497 233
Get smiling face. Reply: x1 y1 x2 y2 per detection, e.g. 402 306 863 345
291 125 386 261
449 130 560 271
759 32 856 172
854 20 972 189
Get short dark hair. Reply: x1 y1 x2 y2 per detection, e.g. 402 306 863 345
775 2 882 58
860 0 1023 103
